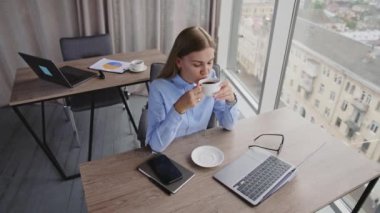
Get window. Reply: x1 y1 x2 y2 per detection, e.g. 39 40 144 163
276 2 379 158
345 82 350 92
341 100 348 111
350 85 356 95
361 142 370 153
366 95 371 105
354 111 361 124
324 108 330 117
361 91 366 102
330 91 335 101
224 0 276 111
337 76 342 85
314 99 320 108
300 107 306 118
222 1 380 211
290 79 294 87
319 84 325 94
336 117 342 127
370 121 379 134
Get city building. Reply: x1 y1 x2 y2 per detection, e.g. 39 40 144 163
236 1 380 162
282 18 380 161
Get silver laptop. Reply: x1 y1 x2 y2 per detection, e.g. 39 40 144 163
213 148 296 206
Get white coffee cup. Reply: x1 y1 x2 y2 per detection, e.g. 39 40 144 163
130 59 145 71
200 78 221 96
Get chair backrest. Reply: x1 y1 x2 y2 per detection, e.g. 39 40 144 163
60 34 112 61
137 63 164 146
212 63 220 79
150 63 165 82
60 34 119 111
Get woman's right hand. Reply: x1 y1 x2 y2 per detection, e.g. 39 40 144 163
174 85 204 114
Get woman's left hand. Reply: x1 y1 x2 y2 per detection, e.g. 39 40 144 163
213 80 236 102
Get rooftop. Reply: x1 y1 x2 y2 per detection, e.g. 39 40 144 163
293 18 380 92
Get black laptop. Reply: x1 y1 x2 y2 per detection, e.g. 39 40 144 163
19 52 96 88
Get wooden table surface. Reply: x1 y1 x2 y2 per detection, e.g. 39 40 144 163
80 108 380 213
10 49 166 106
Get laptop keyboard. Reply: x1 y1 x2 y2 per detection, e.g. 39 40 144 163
60 66 95 85
233 156 291 202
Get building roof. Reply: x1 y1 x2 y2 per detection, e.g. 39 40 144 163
293 18 380 91
298 9 340 24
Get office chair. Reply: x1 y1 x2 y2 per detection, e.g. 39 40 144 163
137 63 220 147
137 63 164 147
60 34 136 145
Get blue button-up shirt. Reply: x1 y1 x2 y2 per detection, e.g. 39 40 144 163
146 72 239 152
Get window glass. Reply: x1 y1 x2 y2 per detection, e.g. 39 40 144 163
314 99 320 108
336 117 342 127
370 121 379 134
278 2 380 210
226 0 276 110
280 1 380 159
345 82 350 91
341 100 348 111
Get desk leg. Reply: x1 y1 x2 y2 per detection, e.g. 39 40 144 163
13 105 81 180
352 177 379 213
145 81 150 93
88 94 95 161
118 88 138 134
41 102 47 145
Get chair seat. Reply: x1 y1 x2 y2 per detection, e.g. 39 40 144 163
68 88 123 112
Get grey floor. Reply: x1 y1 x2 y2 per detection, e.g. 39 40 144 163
0 94 147 213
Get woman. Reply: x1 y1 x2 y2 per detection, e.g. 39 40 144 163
147 26 239 152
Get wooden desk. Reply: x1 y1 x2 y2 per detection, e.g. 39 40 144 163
10 49 166 106
10 49 166 180
80 108 380 213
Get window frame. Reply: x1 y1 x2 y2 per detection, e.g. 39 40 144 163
217 0 299 113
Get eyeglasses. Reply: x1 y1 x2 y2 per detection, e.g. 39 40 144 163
248 133 284 155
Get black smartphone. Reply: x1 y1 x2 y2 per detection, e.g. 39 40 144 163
148 154 183 185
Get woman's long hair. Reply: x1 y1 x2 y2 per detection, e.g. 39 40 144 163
158 26 216 79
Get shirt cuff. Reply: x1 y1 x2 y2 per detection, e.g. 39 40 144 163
226 93 237 107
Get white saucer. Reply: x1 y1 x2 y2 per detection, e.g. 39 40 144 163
191 145 224 168
129 65 147 72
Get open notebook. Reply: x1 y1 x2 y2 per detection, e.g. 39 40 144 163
89 58 130 73
213 148 296 205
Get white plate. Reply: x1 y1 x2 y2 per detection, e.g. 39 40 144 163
191 145 224 168
129 64 147 72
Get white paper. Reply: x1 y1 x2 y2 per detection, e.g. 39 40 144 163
89 58 130 73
